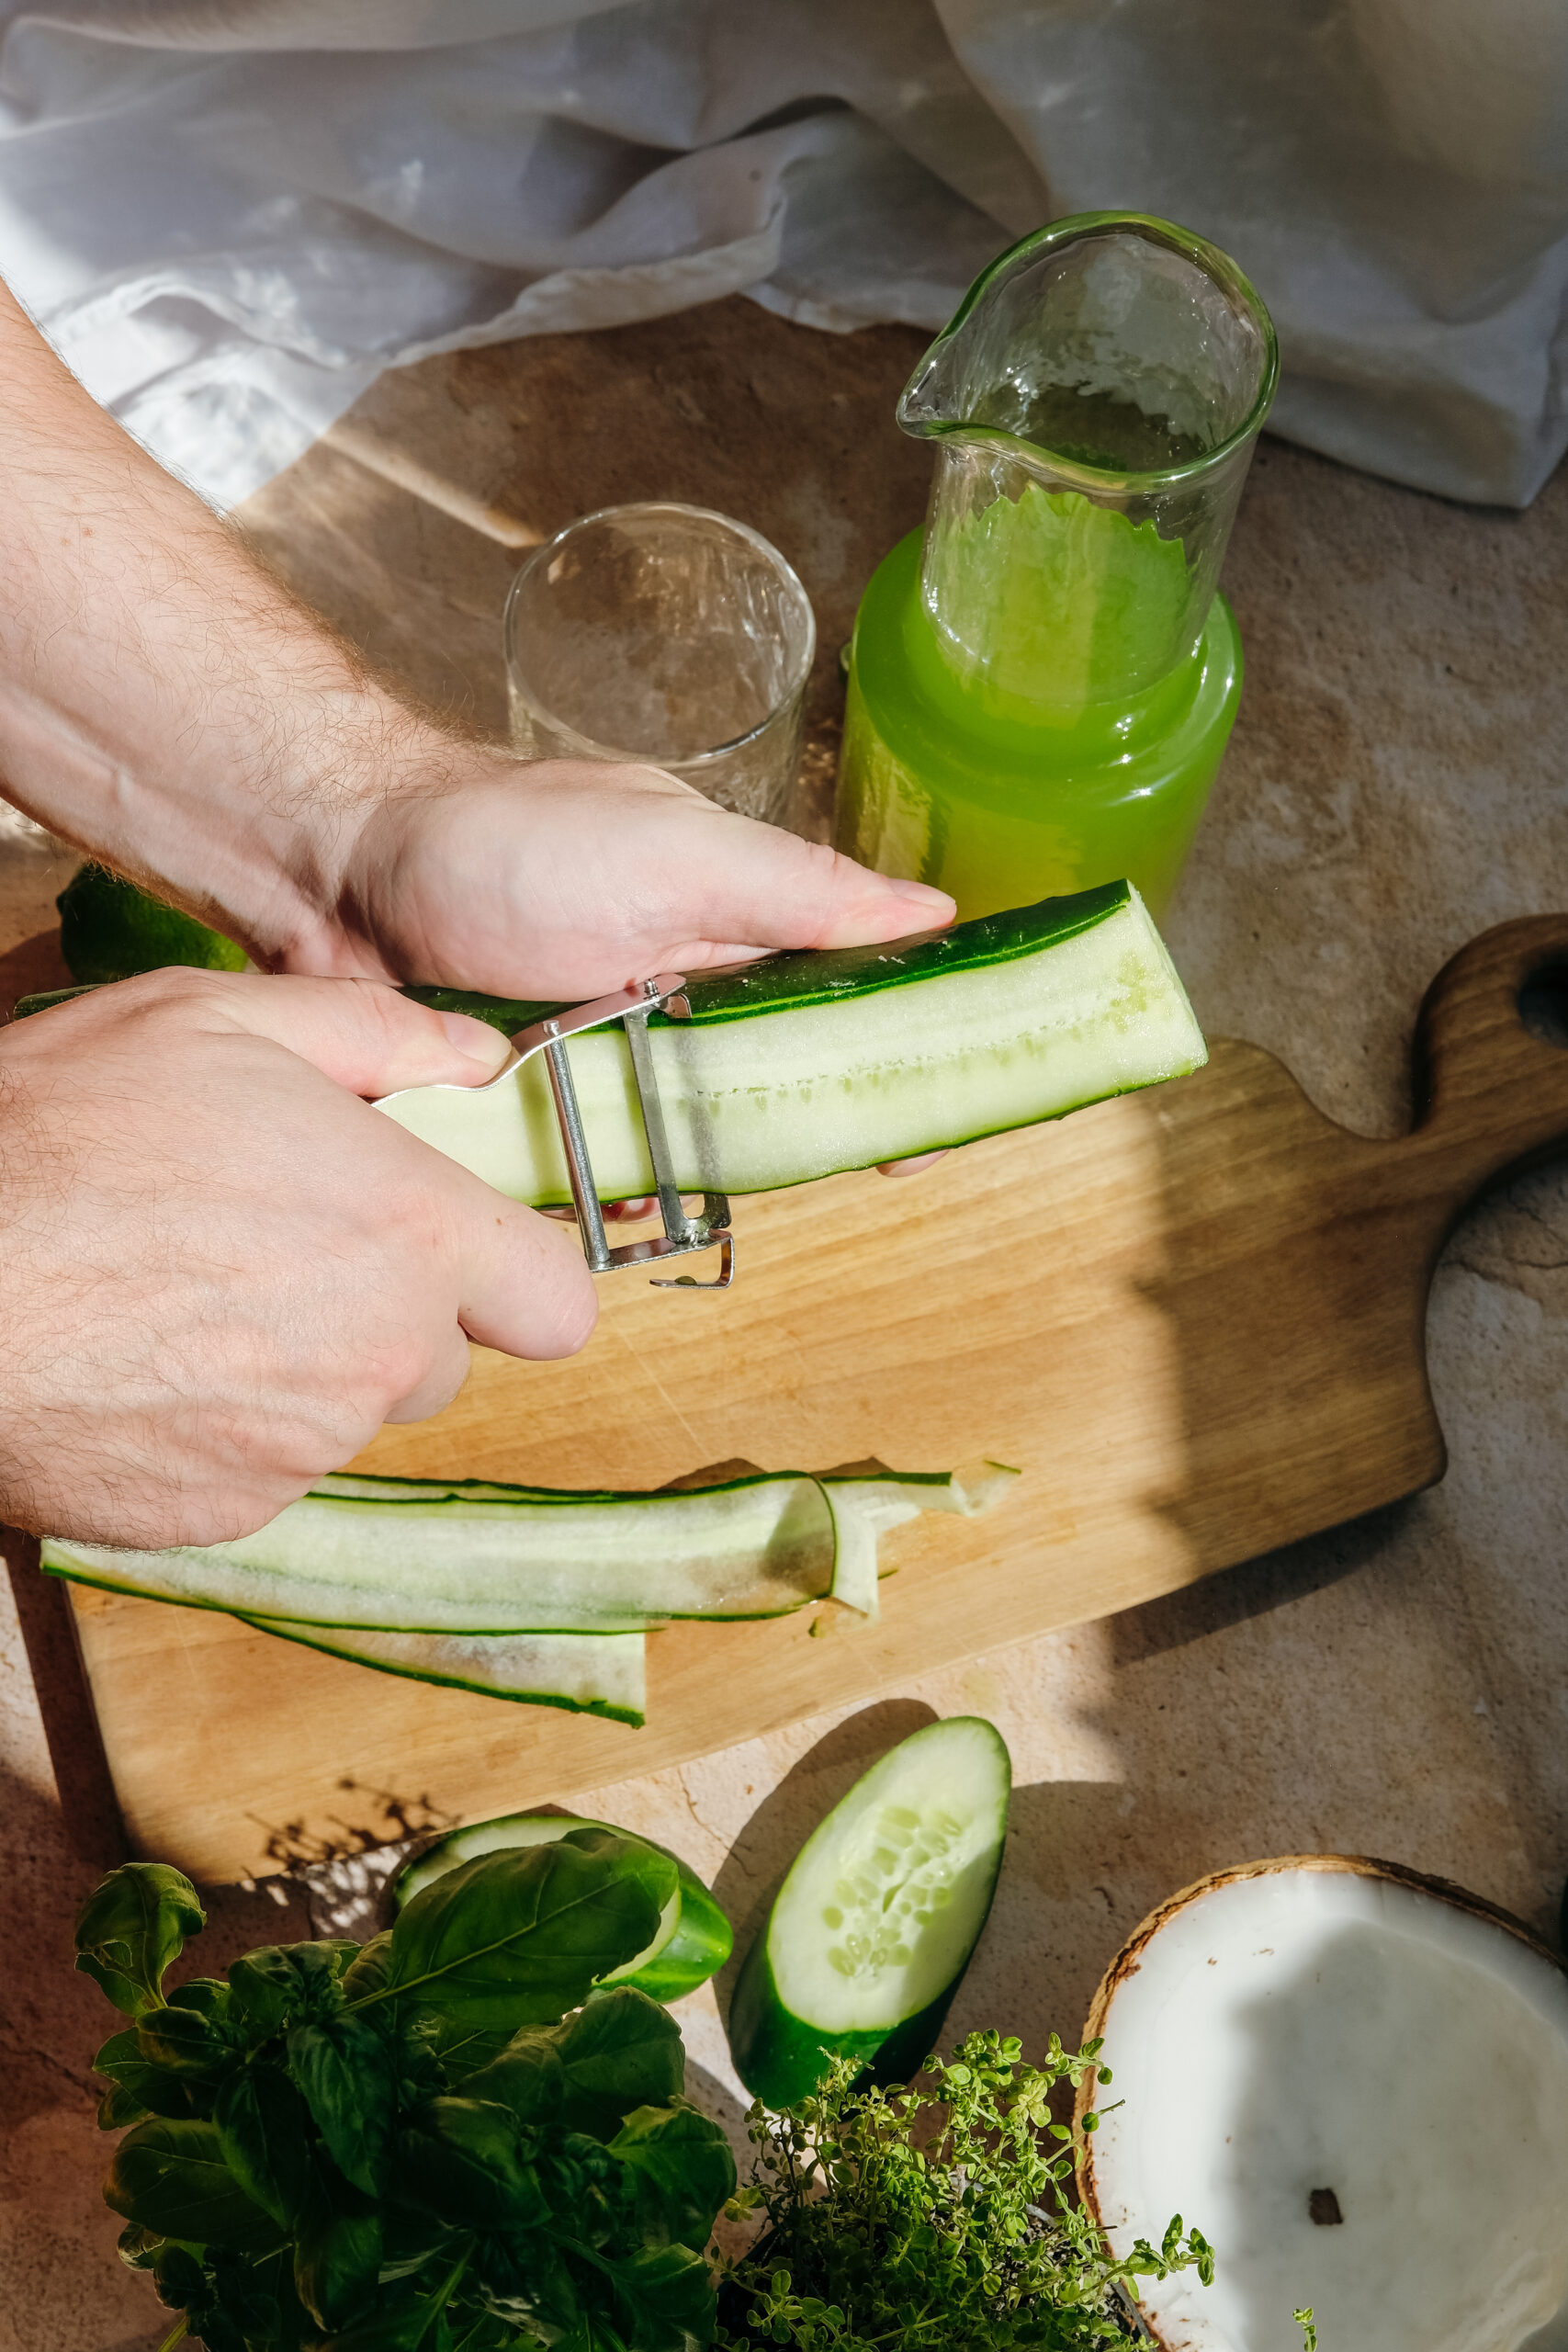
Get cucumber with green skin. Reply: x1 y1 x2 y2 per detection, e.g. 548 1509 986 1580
239 1619 647 1723
20 885 1201 1204
39 1466 1016 1635
381 883 1204 1204
393 1812 732 2001
56 864 245 984
728 1716 1011 2106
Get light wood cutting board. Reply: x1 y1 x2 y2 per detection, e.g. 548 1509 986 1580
63 914 1568 1883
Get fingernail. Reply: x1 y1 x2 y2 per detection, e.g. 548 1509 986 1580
439 1010 510 1070
885 877 955 912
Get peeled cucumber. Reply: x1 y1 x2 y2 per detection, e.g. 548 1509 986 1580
393 1812 732 2001
728 1716 1011 2105
381 883 1204 1204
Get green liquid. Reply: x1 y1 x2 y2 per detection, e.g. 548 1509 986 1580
968 382 1215 475
835 507 1241 922
926 478 1195 712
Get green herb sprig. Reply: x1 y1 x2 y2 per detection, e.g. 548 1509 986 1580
714 2030 1213 2349
76 1837 737 2352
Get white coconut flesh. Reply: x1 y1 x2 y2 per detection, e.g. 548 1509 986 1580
1081 1861 1568 2352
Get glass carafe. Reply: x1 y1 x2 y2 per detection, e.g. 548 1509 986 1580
835 213 1278 918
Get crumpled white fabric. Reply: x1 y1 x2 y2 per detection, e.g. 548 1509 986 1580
0 0 1562 511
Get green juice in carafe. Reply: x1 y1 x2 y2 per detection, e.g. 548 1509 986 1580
834 214 1276 921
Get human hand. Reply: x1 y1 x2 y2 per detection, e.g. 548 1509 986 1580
0 280 953 1048
305 754 957 1199
311 754 953 1002
0 970 597 1548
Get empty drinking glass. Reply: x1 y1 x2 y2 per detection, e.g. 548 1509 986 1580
503 502 816 828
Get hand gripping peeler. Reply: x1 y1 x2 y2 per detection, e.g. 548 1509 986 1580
389 975 734 1290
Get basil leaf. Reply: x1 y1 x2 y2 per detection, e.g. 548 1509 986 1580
396 2096 550 2231
212 2239 318 2346
215 2062 312 2228
319 2294 455 2351
95 2027 197 2127
116 2222 165 2270
473 2230 583 2335
456 2031 564 2126
294 2167 383 2334
103 2117 277 2249
339 1929 393 2006
166 1974 232 2020
288 2013 397 2197
186 2301 248 2352
602 2241 716 2352
552 1989 683 2140
229 1940 345 2039
608 2104 737 2250
379 1830 673 2032
137 2001 233 2079
150 2241 206 2310
423 2016 518 2083
378 2197 458 2283
97 2081 152 2132
74 1863 205 2019
389 2016 451 2113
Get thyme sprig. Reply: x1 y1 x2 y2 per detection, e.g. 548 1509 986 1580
714 2030 1213 2349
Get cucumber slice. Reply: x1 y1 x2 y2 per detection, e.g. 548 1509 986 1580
239 1621 646 1724
728 1716 1011 2106
381 883 1203 1204
40 1468 1010 1635
393 1813 732 2001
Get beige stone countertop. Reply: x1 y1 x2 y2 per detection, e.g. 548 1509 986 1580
2 299 1565 2349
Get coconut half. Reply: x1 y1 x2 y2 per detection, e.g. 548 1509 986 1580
1077 1856 1568 2352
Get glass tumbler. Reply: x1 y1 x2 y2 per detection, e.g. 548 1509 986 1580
503 502 816 828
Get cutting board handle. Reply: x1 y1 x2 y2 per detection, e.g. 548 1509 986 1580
1412 912 1568 1203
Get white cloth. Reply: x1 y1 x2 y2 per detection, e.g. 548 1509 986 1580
0 0 1562 509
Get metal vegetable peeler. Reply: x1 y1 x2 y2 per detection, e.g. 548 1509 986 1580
472 975 733 1290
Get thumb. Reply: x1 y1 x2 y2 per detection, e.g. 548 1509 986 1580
449 1181 601 1364
655 803 954 961
158 968 510 1095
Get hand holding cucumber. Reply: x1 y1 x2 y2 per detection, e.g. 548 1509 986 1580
318 752 953 1001
0 273 963 1537
0 969 598 1547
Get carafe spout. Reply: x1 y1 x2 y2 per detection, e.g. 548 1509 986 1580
897 214 1278 718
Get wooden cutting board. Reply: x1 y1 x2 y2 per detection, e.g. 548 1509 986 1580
63 914 1568 1883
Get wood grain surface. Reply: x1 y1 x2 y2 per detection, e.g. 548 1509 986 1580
67 914 1568 1883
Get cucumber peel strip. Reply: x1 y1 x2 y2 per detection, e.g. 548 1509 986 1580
39 1464 1020 1635
238 1619 646 1724
824 1464 1021 1619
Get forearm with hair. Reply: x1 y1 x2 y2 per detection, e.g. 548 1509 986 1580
0 277 443 967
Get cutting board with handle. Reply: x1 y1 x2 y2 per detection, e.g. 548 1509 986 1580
62 915 1568 1883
